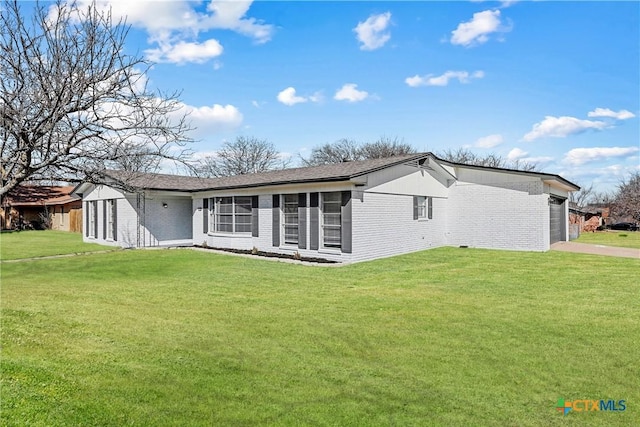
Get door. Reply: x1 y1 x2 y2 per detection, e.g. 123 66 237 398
549 197 565 244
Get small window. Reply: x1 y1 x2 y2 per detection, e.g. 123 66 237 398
106 199 116 240
234 196 252 233
321 192 341 249
416 196 427 219
215 197 233 233
282 194 298 245
414 196 433 220
88 201 97 237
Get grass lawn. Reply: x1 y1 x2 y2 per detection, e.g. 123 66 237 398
1 243 638 426
575 230 640 249
0 230 113 261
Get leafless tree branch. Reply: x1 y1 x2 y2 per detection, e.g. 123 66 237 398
0 0 193 196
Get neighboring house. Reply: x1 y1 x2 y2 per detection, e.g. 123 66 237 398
72 153 579 263
1 186 83 232
569 203 610 234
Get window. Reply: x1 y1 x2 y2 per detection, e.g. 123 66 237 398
321 192 341 249
106 199 115 240
88 201 97 238
414 196 433 220
282 194 298 245
234 196 252 233
213 196 253 234
416 196 427 219
59 206 64 226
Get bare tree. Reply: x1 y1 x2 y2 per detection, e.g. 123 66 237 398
359 136 416 159
438 148 540 171
195 136 286 177
569 183 595 209
302 139 362 166
302 136 416 166
612 172 640 222
0 0 192 196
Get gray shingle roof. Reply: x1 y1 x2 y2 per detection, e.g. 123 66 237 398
99 152 579 193
105 153 430 192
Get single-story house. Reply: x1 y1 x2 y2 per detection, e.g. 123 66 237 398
72 153 579 263
1 185 83 232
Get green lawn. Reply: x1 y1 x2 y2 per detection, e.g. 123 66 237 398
0 230 114 260
575 230 640 249
1 242 638 426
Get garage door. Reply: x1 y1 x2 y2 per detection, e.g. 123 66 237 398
549 197 565 244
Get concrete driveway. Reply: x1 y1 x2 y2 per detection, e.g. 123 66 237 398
551 241 640 259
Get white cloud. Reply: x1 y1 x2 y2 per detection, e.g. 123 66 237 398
523 116 607 142
450 10 509 47
277 87 314 106
145 39 223 64
176 103 243 133
68 0 273 64
475 134 504 148
506 148 554 165
309 91 324 103
334 84 369 102
587 108 636 120
204 1 273 44
500 0 519 8
507 147 528 161
354 12 392 51
563 146 640 166
405 70 484 87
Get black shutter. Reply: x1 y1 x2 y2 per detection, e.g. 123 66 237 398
102 200 106 239
309 192 319 250
428 197 433 220
298 193 307 249
413 196 418 220
203 198 209 234
341 191 352 254
252 196 259 237
93 202 98 239
113 199 118 241
85 202 89 237
272 194 280 247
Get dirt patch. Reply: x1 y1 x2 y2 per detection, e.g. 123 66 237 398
193 245 338 264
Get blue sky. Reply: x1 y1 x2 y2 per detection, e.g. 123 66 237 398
76 1 638 192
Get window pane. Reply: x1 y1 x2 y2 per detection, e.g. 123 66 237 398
217 223 233 233
323 203 341 214
217 197 233 214
235 223 252 233
216 213 233 233
321 192 342 248
417 196 427 218
235 196 252 214
323 228 341 247
323 213 341 226
323 192 341 203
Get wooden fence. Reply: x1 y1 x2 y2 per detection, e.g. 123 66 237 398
69 208 82 233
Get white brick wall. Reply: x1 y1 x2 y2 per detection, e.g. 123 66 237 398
445 180 548 251
82 164 572 261
351 192 447 262
84 186 192 248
